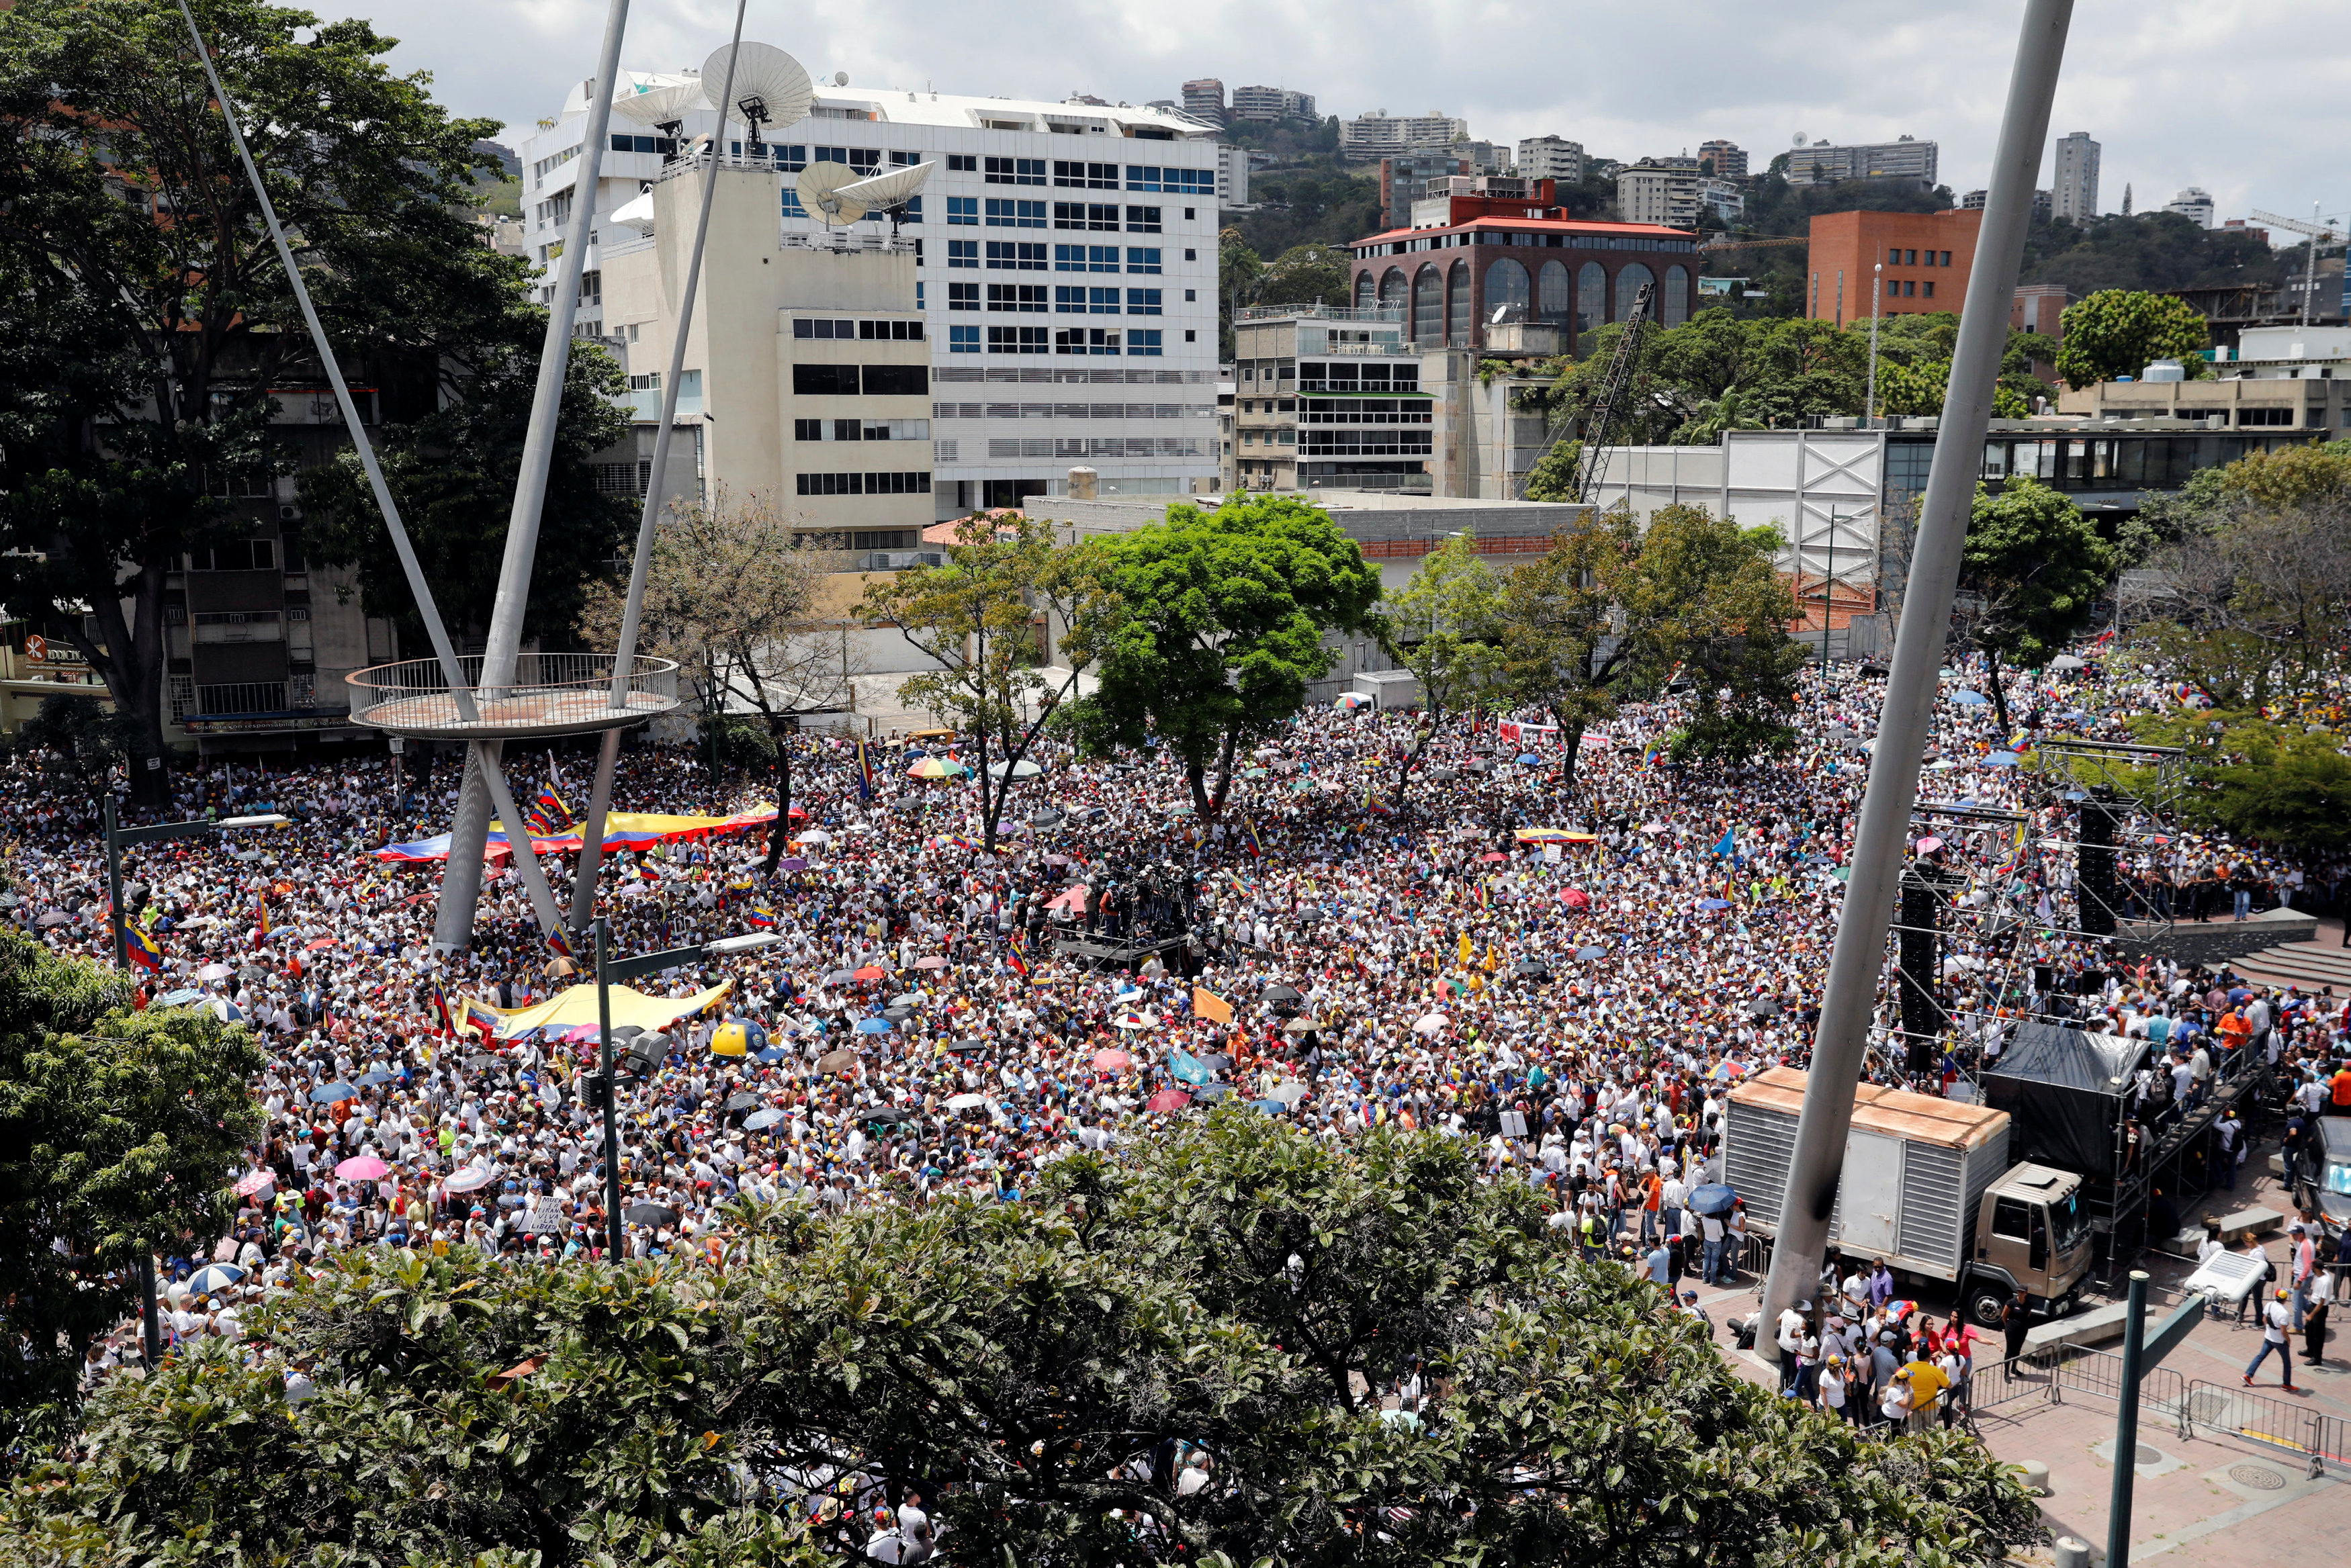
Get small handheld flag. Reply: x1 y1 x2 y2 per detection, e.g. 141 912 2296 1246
546 927 574 960
747 905 777 929
1007 951 1032 984
123 924 164 974
1712 829 1736 858
856 737 875 802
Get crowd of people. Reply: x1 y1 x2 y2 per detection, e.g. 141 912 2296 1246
7 647 2348 1408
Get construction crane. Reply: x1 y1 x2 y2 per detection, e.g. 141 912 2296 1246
2247 205 2344 326
1511 280 1656 506
1697 234 1808 255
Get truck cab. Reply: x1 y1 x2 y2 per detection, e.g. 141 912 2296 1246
1961 1163 2092 1328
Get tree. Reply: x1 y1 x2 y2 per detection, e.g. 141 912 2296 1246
1255 243 1354 308
1522 437 1582 503
1496 507 1641 790
1619 510 1805 766
579 490 850 872
858 516 1113 850
6 694 145 786
1217 226 1264 357
1063 496 1380 818
0 932 264 1457
1959 477 2119 732
10 1111 2046 1567
1378 533 1503 809
299 335 635 655
0 0 524 802
2125 710 2351 856
2053 289 2209 389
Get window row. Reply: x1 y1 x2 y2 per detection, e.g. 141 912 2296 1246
1357 257 1693 340
1054 243 1161 274
1888 247 1954 267
1887 278 1938 299
987 436 1210 458
944 240 1178 271
785 189 919 222
793 418 932 442
948 326 1165 356
943 284 1160 314
790 364 932 396
932 402 1216 420
791 317 926 340
794 471 933 496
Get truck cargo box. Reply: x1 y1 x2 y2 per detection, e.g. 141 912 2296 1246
1724 1066 2010 1281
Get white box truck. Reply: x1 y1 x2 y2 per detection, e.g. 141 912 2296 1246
1724 1066 2092 1328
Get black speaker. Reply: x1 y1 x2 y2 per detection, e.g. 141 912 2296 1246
2033 964 2055 994
2077 790 2121 936
1896 866 1947 1074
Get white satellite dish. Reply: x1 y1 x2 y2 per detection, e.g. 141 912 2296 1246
833 71 849 87
701 42 813 137
611 189 656 234
838 161 934 211
797 160 869 226
612 80 703 129
1791 131 1807 147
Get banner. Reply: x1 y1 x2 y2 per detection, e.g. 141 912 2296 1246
1497 720 1559 749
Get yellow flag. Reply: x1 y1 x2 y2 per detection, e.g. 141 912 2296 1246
1457 931 1474 968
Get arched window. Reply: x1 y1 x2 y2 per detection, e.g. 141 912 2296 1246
1412 265 1444 347
1664 265 1690 327
1484 257 1531 323
1615 263 1655 321
1577 262 1607 338
1378 267 1407 308
1446 261 1470 342
1538 260 1572 324
1354 270 1376 310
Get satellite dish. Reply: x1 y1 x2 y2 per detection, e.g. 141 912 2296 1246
834 71 849 87
838 161 935 212
701 42 813 136
612 80 703 129
1791 132 1807 147
611 189 656 234
797 161 869 226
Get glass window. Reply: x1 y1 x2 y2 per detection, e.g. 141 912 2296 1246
947 240 978 269
1577 262 1607 337
1126 205 1163 234
946 197 977 226
1663 265 1689 327
1051 160 1120 189
1126 247 1162 274
1052 201 1120 232
1413 264 1444 347
946 154 977 172
1379 266 1409 308
987 325 1049 354
1538 260 1571 324
985 242 1048 271
1128 329 1163 356
946 282 979 310
1446 261 1470 342
983 156 1046 185
985 199 1046 228
1055 326 1122 356
1354 271 1374 309
948 324 980 353
1483 257 1530 321
1615 262 1654 321
1126 288 1162 315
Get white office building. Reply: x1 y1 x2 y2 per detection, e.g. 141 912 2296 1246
2164 186 2214 228
517 71 1224 515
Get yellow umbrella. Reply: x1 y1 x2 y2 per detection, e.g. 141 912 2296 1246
490 980 734 1040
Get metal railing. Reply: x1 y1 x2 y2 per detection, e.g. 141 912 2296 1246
345 652 680 739
1236 303 1403 324
2181 1379 2348 1478
781 230 918 255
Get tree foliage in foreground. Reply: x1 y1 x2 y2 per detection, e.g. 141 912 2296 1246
5 1112 2043 1568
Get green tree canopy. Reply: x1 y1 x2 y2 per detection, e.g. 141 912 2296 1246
1378 533 1503 806
7 1111 2044 1567
1960 477 2119 730
1062 495 1380 817
1254 242 1355 307
2053 289 2210 388
0 931 263 1453
0 0 527 799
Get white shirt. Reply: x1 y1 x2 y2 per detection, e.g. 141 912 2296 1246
2264 1298 2293 1344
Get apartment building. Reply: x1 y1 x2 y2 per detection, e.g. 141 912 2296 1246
1230 85 1317 124
1230 303 1431 493
1785 134 1939 187
1697 139 1748 181
1182 79 1227 127
1516 136 1586 185
1341 110 1471 163
517 74 1223 516
2051 132 2100 221
2165 187 2215 228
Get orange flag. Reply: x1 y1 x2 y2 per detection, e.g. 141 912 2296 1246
1192 987 1233 1025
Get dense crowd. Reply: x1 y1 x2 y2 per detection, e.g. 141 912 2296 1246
7 649 2348 1402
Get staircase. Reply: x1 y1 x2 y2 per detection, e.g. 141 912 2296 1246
2233 938 2351 993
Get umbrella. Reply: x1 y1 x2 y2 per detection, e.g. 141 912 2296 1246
725 1091 762 1112
1029 809 1067 829
1984 751 2021 766
1478 851 1508 862
232 1169 276 1197
154 988 206 1007
778 856 809 871
2049 653 2088 671
817 1049 860 1075
1511 960 1550 979
985 759 1044 780
883 1004 918 1023
1045 885 1089 912
1695 898 1732 911
1413 1012 1448 1035
907 757 965 779
443 1167 498 1193
915 955 950 970
1251 1099 1288 1114
824 969 858 986
1282 1015 1317 1034
793 829 832 845
754 1046 791 1064
1560 888 1591 909
1686 1183 1738 1217
185 1263 245 1295
335 1155 391 1181
1091 1047 1132 1072
1746 998 1781 1018
945 1092 989 1110
357 1068 396 1087
1192 1083 1235 1103
1576 945 1608 960
1515 752 1542 765
623 1203 676 1227
304 936 335 951
852 965 887 982
34 909 73 927
1265 984 1302 1003
309 1081 358 1104
1145 1088 1192 1113
1265 1079 1309 1107
743 1108 785 1131
1950 690 1991 706
856 1016 893 1033
1914 836 1945 854
198 962 234 980
861 1106 913 1127
1112 1011 1159 1031
1333 692 1374 709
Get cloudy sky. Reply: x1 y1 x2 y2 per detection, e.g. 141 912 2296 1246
332 0 2338 230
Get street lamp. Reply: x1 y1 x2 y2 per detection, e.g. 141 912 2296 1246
1865 261 1883 428
588 918 782 1259
100 796 290 1368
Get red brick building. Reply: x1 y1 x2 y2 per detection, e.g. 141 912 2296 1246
1346 178 1699 356
1804 208 1983 326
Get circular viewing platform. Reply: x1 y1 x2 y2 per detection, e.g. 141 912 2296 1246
347 653 680 741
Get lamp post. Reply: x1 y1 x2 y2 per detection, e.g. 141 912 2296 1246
590 919 781 1258
1866 261 1884 428
101 796 290 1367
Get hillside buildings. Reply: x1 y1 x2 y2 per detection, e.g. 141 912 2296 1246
1784 135 1939 188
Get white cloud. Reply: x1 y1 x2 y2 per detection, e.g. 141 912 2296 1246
337 0 2340 227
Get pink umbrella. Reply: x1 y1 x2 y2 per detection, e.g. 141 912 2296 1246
916 955 950 970
1091 1047 1132 1073
304 937 335 951
335 1154 391 1181
232 1169 276 1197
1046 884 1088 912
1146 1088 1192 1113
443 1167 497 1193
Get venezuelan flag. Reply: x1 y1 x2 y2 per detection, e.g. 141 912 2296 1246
747 905 777 928
124 924 164 973
1008 951 1032 983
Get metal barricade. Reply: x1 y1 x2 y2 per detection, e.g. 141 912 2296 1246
2040 1344 2190 1436
2180 1380 2351 1479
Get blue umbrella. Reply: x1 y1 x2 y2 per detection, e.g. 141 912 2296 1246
310 1081 358 1104
754 1046 791 1063
357 1068 396 1087
1984 751 2020 766
1251 1098 1288 1114
185 1262 245 1295
1951 690 1991 706
1516 752 1543 765
154 988 205 1007
856 1017 893 1033
1576 945 1607 960
742 1108 785 1131
1686 1183 1738 1217
1695 898 1732 911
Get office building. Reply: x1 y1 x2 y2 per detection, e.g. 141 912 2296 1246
1349 178 1700 355
1616 158 1699 228
2165 187 2215 228
1516 136 1587 186
1378 153 1470 230
1804 207 1982 326
1784 134 1939 188
1341 109 1471 162
1697 139 1748 181
517 75 1221 516
2051 131 2099 221
1181 79 1227 126
1229 85 1316 124
2010 283 2075 342
1229 302 1429 492
2220 218 2270 246
1217 145 1251 207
